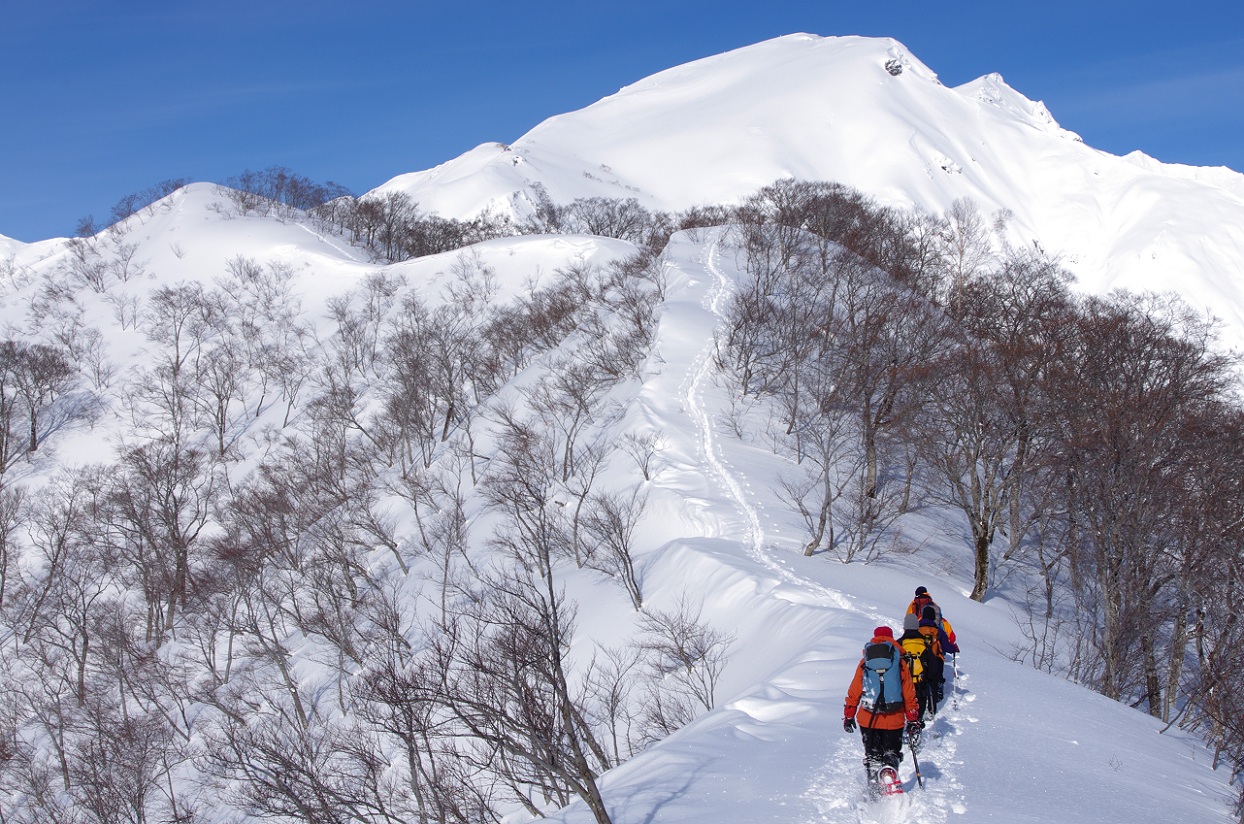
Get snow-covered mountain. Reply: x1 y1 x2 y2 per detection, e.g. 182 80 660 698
373 33 1244 347
0 33 1239 824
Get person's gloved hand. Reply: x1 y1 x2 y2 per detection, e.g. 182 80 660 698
843 717 857 733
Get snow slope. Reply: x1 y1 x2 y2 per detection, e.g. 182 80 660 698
372 33 1244 348
0 33 1238 824
0 189 1233 824
517 229 1232 823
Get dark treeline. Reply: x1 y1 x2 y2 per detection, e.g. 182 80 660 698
13 172 1244 819
87 167 683 265
221 167 679 263
306 184 679 263
716 178 1244 811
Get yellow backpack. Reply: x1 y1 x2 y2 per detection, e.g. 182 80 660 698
900 634 933 683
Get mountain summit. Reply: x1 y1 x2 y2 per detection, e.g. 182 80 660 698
375 33 1244 346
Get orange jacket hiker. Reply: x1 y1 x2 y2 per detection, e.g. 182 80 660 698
843 627 919 730
907 586 957 647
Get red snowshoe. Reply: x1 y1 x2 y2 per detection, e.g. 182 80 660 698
875 766 903 796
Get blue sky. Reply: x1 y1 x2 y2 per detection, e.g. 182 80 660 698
2 1 1242 242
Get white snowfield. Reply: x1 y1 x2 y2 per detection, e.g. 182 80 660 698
0 32 1237 824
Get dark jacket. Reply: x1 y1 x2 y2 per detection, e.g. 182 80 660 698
919 618 957 655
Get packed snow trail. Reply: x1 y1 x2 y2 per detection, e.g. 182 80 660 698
680 234 765 568
671 228 968 821
591 226 1224 824
801 685 971 824
681 228 886 621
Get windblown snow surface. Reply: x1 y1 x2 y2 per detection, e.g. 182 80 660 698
0 33 1238 824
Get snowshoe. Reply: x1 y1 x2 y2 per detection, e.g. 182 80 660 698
875 766 904 796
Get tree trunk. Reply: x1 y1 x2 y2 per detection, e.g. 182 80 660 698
970 528 989 601
1140 633 1162 718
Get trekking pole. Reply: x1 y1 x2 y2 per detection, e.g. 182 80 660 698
952 654 960 710
908 730 924 789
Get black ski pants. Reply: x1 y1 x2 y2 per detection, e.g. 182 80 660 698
859 725 904 771
915 677 935 719
928 655 946 705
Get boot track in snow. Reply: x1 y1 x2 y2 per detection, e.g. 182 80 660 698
676 229 970 822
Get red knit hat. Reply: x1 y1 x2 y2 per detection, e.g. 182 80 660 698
874 626 894 639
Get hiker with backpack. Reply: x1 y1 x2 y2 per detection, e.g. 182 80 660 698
843 626 921 794
907 586 960 706
907 586 958 650
898 613 939 721
918 605 957 706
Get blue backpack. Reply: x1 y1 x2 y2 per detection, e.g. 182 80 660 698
859 641 904 714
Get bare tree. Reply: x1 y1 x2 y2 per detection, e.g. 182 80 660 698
723 189 956 560
920 246 1075 601
482 404 569 574
128 283 225 445
580 488 648 609
107 178 190 228
519 182 567 235
637 597 733 713
565 197 653 243
351 581 504 824
618 430 662 481
523 357 617 484
799 252 948 558
61 236 110 293
219 255 311 424
224 166 351 220
326 272 403 381
194 338 251 457
938 197 995 317
0 483 24 605
380 283 485 470
1046 292 1237 708
429 564 615 824
0 342 26 476
916 341 1014 599
11 472 117 708
68 698 183 824
579 644 645 766
4 341 76 454
201 708 413 824
774 403 860 559
101 438 219 642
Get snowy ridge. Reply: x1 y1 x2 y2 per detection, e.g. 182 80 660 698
531 230 1233 822
369 33 1244 349
695 232 871 616
954 72 1076 140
